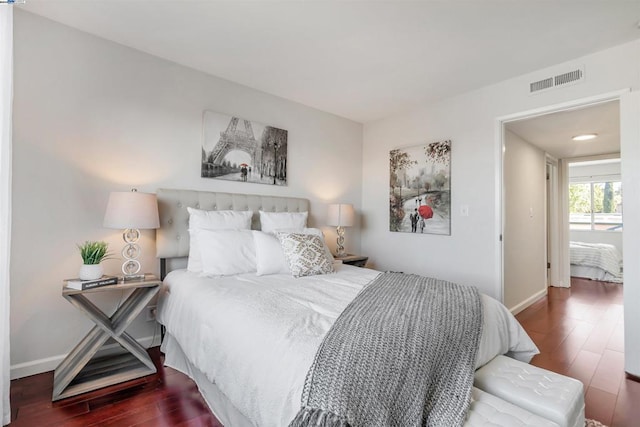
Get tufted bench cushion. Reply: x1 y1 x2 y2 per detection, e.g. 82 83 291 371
464 387 559 427
474 355 584 427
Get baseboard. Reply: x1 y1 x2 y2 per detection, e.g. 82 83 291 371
626 371 640 383
10 335 161 380
550 280 570 288
509 288 548 315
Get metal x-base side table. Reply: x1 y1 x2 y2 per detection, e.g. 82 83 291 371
52 277 160 401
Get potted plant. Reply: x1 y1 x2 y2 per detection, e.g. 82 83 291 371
77 241 111 280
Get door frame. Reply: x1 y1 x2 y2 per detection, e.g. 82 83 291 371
545 155 559 287
495 88 630 305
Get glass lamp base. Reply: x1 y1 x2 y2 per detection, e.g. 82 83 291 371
120 228 143 280
335 226 347 258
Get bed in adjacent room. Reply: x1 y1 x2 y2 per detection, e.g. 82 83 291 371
154 188 584 427
570 241 623 283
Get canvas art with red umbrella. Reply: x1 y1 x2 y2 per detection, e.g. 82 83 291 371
389 140 451 235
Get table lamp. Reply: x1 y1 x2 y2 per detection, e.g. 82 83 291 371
103 189 160 280
327 203 354 258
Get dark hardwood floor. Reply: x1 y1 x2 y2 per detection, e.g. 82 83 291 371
516 277 637 427
10 347 221 426
9 277 637 426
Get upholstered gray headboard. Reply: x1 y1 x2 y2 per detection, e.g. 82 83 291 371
155 188 309 276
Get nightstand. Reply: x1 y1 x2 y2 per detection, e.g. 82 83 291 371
338 254 369 267
52 275 161 401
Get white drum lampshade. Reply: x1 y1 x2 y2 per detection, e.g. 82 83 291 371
103 189 160 279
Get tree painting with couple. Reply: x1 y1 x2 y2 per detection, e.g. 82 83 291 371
389 140 451 235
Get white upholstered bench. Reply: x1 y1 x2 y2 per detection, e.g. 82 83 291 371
474 355 584 427
464 387 559 427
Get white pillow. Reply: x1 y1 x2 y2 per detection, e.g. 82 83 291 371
259 210 308 233
198 229 256 276
253 231 289 276
253 228 334 276
276 232 335 278
187 208 253 272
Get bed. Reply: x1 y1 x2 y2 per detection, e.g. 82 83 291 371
154 188 551 427
570 241 623 283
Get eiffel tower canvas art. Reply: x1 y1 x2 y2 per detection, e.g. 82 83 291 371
202 110 288 186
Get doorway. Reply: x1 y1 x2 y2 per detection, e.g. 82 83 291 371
499 93 623 314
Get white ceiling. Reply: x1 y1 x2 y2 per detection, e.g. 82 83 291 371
505 100 620 159
18 0 640 123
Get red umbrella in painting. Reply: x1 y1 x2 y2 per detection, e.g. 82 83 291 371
239 163 249 167
418 205 433 219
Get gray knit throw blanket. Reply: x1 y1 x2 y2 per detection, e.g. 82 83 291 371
289 273 483 427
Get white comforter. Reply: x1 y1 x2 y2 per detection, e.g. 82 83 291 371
570 241 622 277
157 265 538 427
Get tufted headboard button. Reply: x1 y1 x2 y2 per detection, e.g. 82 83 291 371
168 219 173 225
177 202 183 208
195 203 200 209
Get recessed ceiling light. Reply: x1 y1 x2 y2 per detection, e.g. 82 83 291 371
572 133 598 141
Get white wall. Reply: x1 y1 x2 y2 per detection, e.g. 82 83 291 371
362 39 639 295
620 91 640 377
569 159 621 180
362 40 640 374
10 11 363 378
503 131 546 311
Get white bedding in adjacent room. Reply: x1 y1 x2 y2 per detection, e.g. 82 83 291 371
569 241 622 281
157 264 538 427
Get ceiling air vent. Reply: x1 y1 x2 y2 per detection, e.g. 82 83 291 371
530 77 554 93
529 66 584 95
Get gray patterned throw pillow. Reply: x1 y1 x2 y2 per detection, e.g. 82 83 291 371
276 232 335 278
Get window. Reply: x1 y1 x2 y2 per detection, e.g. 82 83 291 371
569 181 622 231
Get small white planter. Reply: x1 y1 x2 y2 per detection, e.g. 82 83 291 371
79 264 103 281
